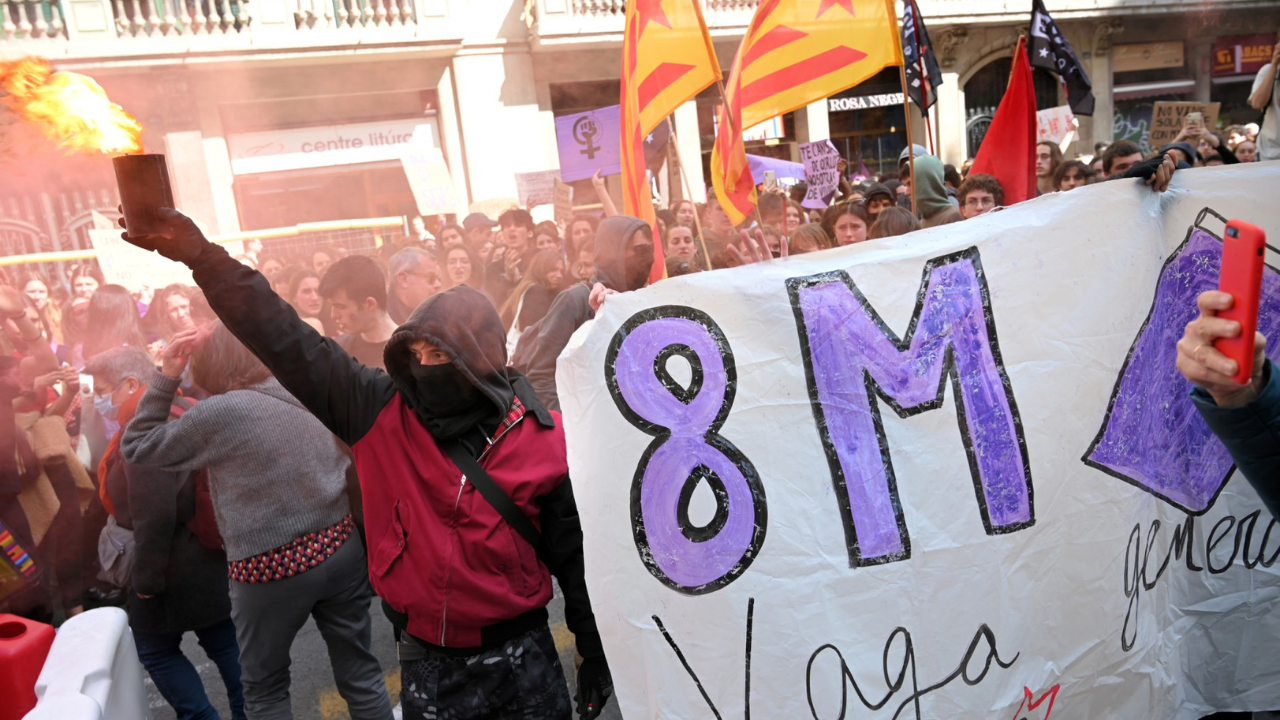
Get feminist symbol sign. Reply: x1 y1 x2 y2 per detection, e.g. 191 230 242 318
573 114 601 160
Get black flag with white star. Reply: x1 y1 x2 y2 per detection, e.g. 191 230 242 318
900 0 943 111
1029 0 1094 115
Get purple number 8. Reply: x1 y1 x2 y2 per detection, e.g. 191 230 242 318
605 306 767 595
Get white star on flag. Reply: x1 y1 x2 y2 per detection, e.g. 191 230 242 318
1039 48 1050 58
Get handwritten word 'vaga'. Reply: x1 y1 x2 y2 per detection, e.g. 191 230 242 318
605 246 1036 595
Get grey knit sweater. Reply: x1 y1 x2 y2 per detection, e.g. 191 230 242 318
122 371 351 562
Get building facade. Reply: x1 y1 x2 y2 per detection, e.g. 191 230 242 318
1 0 1276 250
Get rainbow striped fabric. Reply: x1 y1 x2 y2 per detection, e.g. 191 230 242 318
0 520 38 579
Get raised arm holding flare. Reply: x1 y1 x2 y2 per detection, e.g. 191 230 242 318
118 208 613 720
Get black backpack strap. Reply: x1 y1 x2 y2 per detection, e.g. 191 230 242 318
442 441 546 558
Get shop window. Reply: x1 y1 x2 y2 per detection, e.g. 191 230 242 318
965 59 1060 158
827 67 907 179
234 164 416 232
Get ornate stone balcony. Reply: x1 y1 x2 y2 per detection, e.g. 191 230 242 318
0 0 461 63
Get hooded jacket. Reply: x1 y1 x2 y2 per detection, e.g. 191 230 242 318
512 215 648 411
183 246 603 658
913 155 963 228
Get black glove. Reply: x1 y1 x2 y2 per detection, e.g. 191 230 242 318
574 655 613 720
118 206 212 266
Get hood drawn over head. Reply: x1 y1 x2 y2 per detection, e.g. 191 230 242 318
384 285 552 437
913 155 953 219
863 182 894 204
593 215 650 292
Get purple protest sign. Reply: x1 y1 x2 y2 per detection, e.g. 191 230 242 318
1084 211 1280 513
787 247 1035 568
799 140 842 209
555 105 622 183
605 306 767 595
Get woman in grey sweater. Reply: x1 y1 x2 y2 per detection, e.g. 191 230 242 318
123 322 393 720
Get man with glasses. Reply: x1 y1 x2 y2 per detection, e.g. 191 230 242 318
387 247 443 325
958 173 1005 219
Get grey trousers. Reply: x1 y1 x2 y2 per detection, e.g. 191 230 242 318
229 533 393 720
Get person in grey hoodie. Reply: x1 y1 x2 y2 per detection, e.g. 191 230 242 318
122 322 393 720
511 215 654 411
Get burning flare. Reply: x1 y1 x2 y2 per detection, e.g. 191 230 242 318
0 57 142 155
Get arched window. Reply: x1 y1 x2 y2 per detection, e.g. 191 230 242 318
964 58 1061 158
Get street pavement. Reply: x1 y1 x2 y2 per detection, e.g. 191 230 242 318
147 586 623 720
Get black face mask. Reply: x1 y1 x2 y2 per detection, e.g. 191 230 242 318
624 242 655 291
409 360 484 418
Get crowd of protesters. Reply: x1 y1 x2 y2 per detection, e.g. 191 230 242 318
0 91 1271 720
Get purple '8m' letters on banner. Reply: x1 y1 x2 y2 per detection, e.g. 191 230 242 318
788 247 1035 567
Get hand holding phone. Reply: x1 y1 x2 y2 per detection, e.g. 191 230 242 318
1214 219 1266 385
1186 111 1203 129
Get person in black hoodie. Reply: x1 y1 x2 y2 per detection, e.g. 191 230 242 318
511 215 654 411
89 345 246 720
116 208 612 720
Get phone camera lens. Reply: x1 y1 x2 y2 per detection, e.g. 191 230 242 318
1227 227 1239 238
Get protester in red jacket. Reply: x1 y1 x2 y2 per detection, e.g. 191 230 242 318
119 209 611 720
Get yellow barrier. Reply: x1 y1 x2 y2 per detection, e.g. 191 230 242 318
0 217 407 268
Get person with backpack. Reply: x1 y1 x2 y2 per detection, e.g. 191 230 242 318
118 208 612 720
86 345 246 720
122 324 393 720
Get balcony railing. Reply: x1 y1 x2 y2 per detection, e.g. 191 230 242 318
1 0 456 57
3 0 67 41
529 0 758 42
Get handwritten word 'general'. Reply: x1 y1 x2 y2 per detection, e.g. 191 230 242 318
1122 510 1280 651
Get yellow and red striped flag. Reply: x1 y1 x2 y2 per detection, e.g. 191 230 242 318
621 0 722 284
711 0 903 225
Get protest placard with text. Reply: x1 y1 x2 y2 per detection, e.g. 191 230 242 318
1148 101 1221 148
799 140 841 209
560 164 1280 720
515 170 559 209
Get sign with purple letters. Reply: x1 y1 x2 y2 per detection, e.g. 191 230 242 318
558 164 1280 719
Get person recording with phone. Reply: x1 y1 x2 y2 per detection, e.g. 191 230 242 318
1177 281 1278 516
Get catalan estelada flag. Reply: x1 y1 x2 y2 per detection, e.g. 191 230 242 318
621 0 721 283
711 0 903 225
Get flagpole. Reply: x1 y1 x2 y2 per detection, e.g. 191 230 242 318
666 115 715 271
713 77 768 231
906 0 935 156
897 63 919 217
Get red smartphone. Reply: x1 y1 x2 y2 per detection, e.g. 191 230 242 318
1214 219 1266 385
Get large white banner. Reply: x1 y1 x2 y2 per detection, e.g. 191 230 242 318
559 163 1280 719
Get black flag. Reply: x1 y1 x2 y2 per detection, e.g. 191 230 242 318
1029 0 1094 115
900 0 943 111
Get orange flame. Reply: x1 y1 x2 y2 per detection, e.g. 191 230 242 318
0 57 143 155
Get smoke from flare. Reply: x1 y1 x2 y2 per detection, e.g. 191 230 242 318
0 57 142 155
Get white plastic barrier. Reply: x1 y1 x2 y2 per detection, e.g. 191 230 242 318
23 607 151 720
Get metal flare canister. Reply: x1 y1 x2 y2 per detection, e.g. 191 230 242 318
112 153 174 236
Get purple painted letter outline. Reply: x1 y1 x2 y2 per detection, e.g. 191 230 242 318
787 247 1034 568
606 306 767 595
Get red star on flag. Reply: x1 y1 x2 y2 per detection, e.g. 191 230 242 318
635 0 672 34
816 0 854 17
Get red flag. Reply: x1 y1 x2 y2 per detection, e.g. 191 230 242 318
969 37 1037 205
